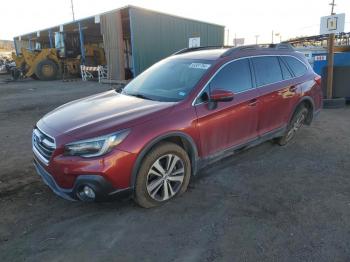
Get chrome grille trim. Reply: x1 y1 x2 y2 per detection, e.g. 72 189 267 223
33 145 49 165
32 127 56 165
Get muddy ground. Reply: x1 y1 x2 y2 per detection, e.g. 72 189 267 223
0 74 350 262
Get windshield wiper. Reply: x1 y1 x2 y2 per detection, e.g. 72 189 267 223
125 92 154 101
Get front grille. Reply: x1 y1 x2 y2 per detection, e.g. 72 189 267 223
32 127 56 164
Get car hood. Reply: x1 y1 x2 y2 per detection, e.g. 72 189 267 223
39 90 176 141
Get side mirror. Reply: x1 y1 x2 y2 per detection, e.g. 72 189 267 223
209 89 234 102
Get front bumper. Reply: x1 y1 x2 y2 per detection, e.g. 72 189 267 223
34 159 132 201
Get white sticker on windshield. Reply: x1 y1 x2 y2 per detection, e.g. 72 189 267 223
189 63 211 70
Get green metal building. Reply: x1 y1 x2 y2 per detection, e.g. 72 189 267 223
128 7 225 76
14 6 225 80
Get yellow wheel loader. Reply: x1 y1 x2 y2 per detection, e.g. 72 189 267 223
11 44 105 81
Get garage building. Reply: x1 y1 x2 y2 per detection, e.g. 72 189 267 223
14 5 225 80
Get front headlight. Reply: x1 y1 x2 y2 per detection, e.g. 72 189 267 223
64 130 130 158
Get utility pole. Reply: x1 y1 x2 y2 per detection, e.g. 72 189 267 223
226 29 230 46
274 33 282 43
327 0 336 99
255 35 259 45
71 0 76 21
330 0 336 15
271 30 274 44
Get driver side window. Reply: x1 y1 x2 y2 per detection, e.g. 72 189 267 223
196 58 253 104
211 58 253 93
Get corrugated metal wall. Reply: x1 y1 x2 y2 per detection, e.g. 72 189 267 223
100 11 125 80
129 7 225 76
14 40 30 53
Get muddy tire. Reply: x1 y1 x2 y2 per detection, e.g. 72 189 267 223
134 142 191 208
276 106 309 146
35 59 58 81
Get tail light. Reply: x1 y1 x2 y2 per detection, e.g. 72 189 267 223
315 75 322 86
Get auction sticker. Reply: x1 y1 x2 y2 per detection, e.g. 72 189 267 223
189 63 211 70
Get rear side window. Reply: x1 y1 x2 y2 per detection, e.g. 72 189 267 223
210 58 253 93
279 58 293 80
252 56 283 86
282 56 307 77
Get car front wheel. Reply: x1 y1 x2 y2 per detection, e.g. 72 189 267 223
134 142 191 208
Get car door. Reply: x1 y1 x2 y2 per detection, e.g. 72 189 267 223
194 58 259 157
280 56 309 114
251 56 296 135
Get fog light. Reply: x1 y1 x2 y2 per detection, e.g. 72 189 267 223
78 185 96 201
83 186 96 198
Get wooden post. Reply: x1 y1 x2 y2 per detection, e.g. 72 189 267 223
326 33 335 99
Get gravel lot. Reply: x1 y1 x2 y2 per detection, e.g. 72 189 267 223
0 74 350 262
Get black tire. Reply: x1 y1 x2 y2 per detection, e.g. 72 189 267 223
11 68 21 80
30 74 39 80
134 142 191 208
276 106 309 146
35 59 58 81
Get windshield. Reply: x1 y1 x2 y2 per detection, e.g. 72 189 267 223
122 58 213 102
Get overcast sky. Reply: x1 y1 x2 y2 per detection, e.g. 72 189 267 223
0 0 349 44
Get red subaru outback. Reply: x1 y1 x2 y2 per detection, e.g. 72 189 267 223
33 44 322 208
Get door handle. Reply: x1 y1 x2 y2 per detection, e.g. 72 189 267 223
248 98 258 106
289 86 297 92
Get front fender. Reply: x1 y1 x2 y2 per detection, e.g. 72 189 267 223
129 131 199 188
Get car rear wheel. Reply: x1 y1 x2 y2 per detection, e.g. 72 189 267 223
276 106 308 146
134 142 191 208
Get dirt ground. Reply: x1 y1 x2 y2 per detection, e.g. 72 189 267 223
0 74 350 262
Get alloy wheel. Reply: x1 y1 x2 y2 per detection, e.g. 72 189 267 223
286 111 306 142
146 154 185 201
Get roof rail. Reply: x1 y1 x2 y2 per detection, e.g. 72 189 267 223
172 46 233 55
220 43 294 57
